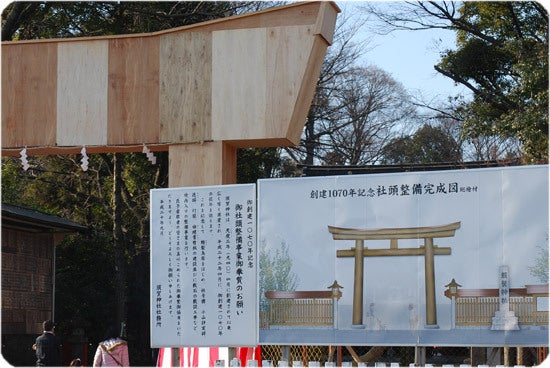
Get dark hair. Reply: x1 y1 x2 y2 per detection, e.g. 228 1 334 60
43 320 55 331
103 324 120 340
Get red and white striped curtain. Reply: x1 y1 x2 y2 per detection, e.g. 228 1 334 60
235 346 262 366
157 347 227 367
157 347 261 367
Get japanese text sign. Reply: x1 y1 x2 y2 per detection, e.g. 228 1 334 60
150 184 257 347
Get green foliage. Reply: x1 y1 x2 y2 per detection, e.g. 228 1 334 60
529 243 549 284
2 2 254 40
381 124 462 164
237 148 282 183
238 148 303 179
55 233 116 344
259 240 299 311
437 2 548 162
0 158 24 204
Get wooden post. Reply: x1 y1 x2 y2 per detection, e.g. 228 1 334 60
424 237 438 328
503 346 510 367
168 142 236 187
538 347 548 365
164 110 236 368
168 141 233 360
352 239 365 327
172 348 180 367
328 346 335 363
281 346 290 364
517 347 523 366
415 346 426 366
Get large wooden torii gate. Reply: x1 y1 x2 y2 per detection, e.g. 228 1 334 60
2 1 339 188
329 222 461 329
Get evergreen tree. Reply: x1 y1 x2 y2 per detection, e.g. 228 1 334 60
364 1 548 163
381 124 462 164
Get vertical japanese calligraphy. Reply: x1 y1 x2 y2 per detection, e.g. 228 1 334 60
150 184 257 347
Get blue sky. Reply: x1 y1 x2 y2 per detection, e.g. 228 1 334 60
338 1 469 102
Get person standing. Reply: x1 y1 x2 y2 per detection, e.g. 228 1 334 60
93 324 130 367
34 320 61 367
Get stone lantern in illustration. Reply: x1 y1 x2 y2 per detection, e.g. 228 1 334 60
328 280 343 329
445 278 462 328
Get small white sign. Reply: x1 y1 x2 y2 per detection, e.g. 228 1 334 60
150 184 257 347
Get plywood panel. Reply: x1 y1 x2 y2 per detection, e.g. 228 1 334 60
57 40 108 146
211 28 266 141
108 37 159 145
266 26 313 139
1 43 57 148
160 32 211 143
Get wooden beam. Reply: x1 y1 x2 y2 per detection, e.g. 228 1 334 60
2 2 339 154
328 222 461 240
337 246 452 257
265 290 333 299
345 346 361 364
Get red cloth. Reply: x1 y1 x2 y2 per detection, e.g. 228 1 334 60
236 346 262 366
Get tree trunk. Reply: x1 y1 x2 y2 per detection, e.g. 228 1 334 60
113 153 126 327
1 3 40 41
304 111 316 165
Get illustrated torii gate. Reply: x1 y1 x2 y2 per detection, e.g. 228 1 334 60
2 1 339 188
328 222 461 328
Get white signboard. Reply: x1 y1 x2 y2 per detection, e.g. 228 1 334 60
150 184 257 347
258 165 548 346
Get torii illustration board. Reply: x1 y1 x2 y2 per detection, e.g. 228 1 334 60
258 165 548 346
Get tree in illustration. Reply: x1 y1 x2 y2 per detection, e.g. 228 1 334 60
529 241 549 284
259 239 299 312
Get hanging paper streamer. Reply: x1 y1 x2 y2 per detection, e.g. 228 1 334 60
80 146 89 171
19 147 29 171
142 144 157 165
